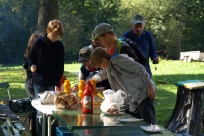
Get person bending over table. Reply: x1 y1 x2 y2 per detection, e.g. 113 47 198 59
88 47 157 125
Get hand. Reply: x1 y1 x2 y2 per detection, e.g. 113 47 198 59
147 85 156 99
31 65 37 72
152 58 159 64
55 86 61 92
72 85 79 92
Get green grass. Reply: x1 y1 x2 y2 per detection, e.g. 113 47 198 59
0 60 204 127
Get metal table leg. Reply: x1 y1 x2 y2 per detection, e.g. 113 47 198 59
48 115 51 136
42 113 46 136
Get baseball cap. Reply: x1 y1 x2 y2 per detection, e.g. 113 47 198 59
78 47 93 62
132 14 145 25
91 23 113 40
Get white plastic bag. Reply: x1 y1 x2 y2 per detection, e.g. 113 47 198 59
38 91 56 104
100 89 127 114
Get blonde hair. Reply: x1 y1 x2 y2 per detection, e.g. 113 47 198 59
24 33 43 58
90 47 111 67
47 19 64 35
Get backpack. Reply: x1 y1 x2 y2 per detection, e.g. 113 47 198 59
118 38 147 66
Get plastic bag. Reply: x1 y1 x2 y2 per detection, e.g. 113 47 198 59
38 91 56 104
100 89 127 114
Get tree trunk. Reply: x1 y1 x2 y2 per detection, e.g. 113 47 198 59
37 0 58 33
176 2 182 59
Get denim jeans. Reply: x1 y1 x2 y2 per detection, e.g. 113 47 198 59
33 84 57 136
127 97 156 124
33 84 55 99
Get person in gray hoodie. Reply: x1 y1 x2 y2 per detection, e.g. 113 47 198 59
89 47 156 124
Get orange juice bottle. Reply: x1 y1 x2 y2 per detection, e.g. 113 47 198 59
78 80 85 100
64 80 71 95
90 79 96 95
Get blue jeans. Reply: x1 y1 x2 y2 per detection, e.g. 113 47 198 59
33 84 57 136
127 97 156 124
33 84 55 99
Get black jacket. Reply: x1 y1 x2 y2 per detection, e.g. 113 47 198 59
80 65 111 90
28 34 64 87
23 58 33 88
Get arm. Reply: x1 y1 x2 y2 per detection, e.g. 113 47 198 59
85 70 108 84
55 42 64 88
28 40 38 72
147 32 159 64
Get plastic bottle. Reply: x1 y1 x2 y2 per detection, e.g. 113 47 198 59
82 81 93 114
78 80 85 100
90 79 96 95
77 113 82 126
64 80 71 95
59 75 66 91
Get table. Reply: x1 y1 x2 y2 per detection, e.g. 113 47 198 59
53 110 175 135
74 126 176 136
31 98 57 136
165 80 204 135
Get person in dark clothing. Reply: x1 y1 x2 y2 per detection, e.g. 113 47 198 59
28 19 64 136
72 46 111 91
24 32 43 99
123 14 159 78
28 19 64 96
23 32 43 136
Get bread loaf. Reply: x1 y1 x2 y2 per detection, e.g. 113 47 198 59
54 92 80 110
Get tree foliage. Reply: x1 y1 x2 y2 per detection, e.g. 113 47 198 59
0 0 204 64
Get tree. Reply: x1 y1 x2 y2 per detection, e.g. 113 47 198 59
37 0 58 33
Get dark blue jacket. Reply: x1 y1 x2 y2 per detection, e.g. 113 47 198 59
80 65 111 90
123 30 157 77
28 34 64 87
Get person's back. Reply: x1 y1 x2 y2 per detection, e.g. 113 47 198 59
123 14 159 77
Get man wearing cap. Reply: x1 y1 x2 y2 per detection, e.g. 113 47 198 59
72 46 111 91
123 14 159 78
89 22 157 123
91 23 138 61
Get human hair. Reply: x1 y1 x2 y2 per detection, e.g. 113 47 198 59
47 19 64 35
90 47 111 67
24 33 43 58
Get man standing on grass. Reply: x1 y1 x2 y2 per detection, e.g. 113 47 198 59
123 14 159 78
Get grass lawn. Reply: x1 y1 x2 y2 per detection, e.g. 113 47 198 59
0 60 203 127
